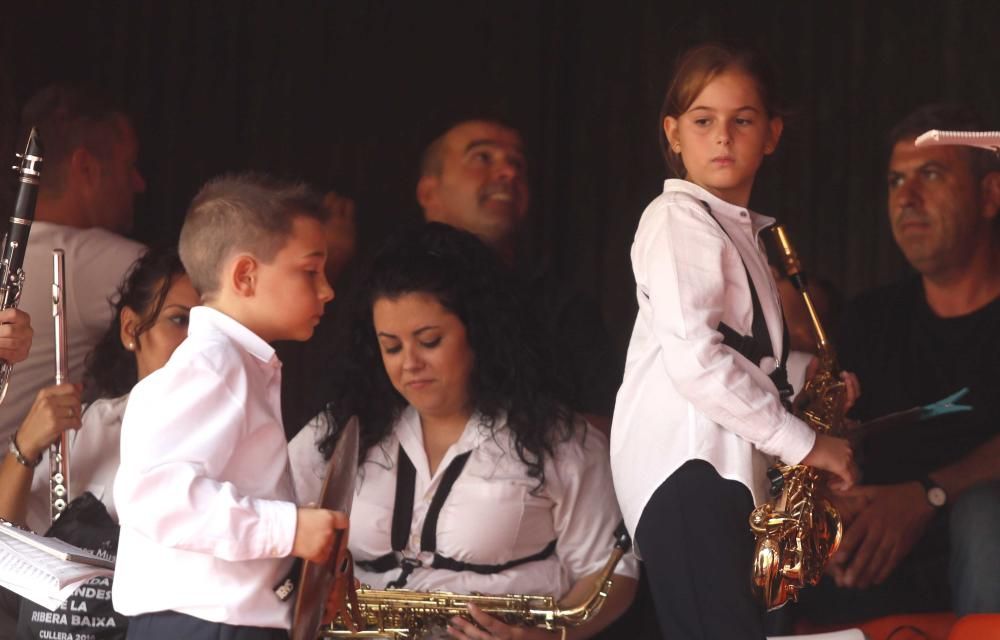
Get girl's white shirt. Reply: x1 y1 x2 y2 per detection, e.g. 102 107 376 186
610 179 816 553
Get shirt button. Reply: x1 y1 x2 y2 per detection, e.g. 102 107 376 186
740 211 748 218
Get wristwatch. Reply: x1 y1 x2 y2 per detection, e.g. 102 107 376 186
918 475 947 508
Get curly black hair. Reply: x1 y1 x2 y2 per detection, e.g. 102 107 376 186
83 246 187 401
320 222 575 487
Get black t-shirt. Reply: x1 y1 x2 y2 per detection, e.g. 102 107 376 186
838 276 1000 485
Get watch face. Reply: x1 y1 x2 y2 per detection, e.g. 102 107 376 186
928 487 947 507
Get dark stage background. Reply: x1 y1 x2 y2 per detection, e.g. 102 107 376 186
3 0 999 362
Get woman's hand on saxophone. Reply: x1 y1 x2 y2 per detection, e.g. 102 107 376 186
448 604 562 640
800 433 858 491
0 308 33 365
14 382 83 462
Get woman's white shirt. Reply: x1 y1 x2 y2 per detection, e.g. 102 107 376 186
610 180 816 550
26 394 128 533
289 405 638 599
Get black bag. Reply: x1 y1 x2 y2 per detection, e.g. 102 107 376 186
16 492 127 640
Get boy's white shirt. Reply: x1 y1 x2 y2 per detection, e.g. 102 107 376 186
610 179 816 551
112 305 298 629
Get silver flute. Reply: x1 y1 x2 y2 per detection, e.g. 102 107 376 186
50 249 70 522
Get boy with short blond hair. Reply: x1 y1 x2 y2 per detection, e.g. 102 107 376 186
113 173 342 639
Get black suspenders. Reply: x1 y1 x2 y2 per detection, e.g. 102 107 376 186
355 445 557 589
700 203 794 403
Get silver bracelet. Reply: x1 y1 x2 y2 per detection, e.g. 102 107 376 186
7 433 41 468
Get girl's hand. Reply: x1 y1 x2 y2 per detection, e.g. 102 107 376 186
15 383 83 461
803 359 862 413
0 308 33 365
448 604 560 640
800 433 858 491
840 371 861 412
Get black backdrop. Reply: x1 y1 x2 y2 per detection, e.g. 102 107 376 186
3 0 999 358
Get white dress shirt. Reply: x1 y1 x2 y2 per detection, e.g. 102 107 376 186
0 222 144 443
289 406 638 600
113 307 298 629
26 394 128 533
610 180 816 551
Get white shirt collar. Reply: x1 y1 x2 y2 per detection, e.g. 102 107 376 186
188 306 278 366
395 405 494 479
663 178 776 233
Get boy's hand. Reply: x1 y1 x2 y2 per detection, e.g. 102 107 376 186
800 433 858 491
293 507 349 564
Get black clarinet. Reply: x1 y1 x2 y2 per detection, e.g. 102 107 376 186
0 128 44 405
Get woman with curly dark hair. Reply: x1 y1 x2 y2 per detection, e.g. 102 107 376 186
289 222 637 640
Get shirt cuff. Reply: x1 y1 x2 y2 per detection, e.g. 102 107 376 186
759 412 816 465
252 498 299 558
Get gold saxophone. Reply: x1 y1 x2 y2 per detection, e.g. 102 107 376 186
322 528 632 638
748 225 845 610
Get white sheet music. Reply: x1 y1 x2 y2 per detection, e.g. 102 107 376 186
0 527 114 610
0 520 113 568
915 129 1000 151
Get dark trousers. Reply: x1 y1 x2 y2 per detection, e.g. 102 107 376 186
636 459 766 640
126 610 288 640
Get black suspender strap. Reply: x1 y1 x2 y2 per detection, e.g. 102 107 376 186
700 203 794 402
356 444 557 587
420 451 472 552
430 539 558 574
391 447 417 552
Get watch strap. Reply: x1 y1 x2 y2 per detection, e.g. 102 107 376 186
918 474 947 508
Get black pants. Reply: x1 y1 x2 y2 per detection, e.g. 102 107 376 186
126 610 288 640
636 459 765 640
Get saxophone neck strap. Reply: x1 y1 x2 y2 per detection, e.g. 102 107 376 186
700 202 793 401
358 444 556 587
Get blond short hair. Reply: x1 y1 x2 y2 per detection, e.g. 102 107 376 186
178 172 327 297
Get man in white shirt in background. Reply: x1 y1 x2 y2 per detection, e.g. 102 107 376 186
0 84 147 445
